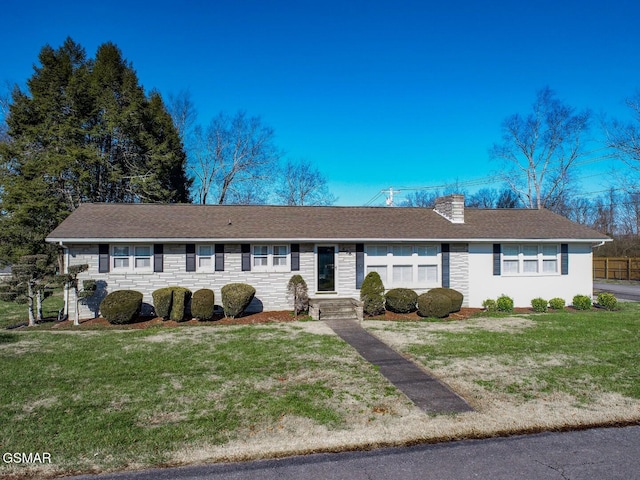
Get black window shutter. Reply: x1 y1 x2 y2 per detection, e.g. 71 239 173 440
215 244 225 271
493 244 501 276
98 244 110 273
186 244 196 272
355 243 365 288
441 243 450 288
561 243 569 275
241 244 251 271
154 244 164 272
291 243 300 271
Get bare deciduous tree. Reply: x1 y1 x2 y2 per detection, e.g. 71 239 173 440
606 91 640 168
190 111 281 204
490 87 591 209
276 158 337 205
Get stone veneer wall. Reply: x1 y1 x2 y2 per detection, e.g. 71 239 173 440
68 243 317 319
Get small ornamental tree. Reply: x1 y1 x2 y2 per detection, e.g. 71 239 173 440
0 255 56 326
56 264 91 326
287 275 309 316
360 272 385 316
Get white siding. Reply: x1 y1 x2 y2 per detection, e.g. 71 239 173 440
467 243 594 307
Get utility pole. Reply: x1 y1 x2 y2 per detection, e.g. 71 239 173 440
383 187 400 207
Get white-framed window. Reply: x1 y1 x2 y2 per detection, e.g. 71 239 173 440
366 265 387 283
198 245 213 270
364 244 439 288
252 244 289 271
502 244 560 276
112 245 152 272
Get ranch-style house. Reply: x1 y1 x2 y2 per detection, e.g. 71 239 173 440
46 195 610 319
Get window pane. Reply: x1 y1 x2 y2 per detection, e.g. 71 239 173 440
114 258 129 268
522 245 538 257
392 245 413 256
523 260 538 273
542 245 557 256
273 245 288 256
416 246 437 256
366 246 387 256
503 260 519 273
199 245 212 256
543 259 557 272
273 256 287 266
418 265 437 283
135 257 151 268
135 246 151 256
253 246 268 255
503 245 519 256
113 246 129 256
392 265 413 283
253 257 268 267
199 257 212 268
366 266 387 283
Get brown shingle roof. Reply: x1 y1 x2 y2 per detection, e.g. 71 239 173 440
46 203 610 243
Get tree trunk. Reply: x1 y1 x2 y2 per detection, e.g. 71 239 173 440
27 283 36 327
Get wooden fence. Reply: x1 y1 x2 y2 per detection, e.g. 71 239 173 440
593 257 640 281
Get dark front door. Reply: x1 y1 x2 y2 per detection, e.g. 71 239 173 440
317 246 336 292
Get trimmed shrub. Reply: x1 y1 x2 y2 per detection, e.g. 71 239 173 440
360 272 386 316
169 287 192 322
428 287 463 313
496 295 514 313
572 294 592 310
152 287 173 319
482 298 497 312
100 290 142 325
384 288 418 313
596 292 617 311
417 292 452 318
549 297 566 310
191 289 215 320
221 283 256 318
287 275 309 316
531 297 548 313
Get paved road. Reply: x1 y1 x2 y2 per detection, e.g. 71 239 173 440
594 282 640 301
70 426 640 480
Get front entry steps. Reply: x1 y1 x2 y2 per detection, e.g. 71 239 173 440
309 298 363 322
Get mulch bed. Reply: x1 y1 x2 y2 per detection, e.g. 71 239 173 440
49 306 524 330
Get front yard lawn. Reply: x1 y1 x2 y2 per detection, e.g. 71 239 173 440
1 304 639 479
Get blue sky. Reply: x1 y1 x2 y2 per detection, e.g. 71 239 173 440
2 0 639 205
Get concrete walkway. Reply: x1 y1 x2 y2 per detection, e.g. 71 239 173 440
325 319 473 415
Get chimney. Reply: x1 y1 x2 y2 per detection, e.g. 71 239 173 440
434 194 465 223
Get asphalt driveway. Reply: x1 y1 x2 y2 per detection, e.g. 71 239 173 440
594 282 640 301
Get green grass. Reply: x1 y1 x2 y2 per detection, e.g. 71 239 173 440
0 324 400 475
0 290 64 328
405 303 640 400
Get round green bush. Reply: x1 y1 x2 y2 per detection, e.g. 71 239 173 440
417 292 452 318
191 288 215 320
428 288 463 313
548 297 566 310
360 272 386 316
482 298 497 312
221 283 256 318
384 288 418 313
152 287 173 319
572 294 592 310
531 297 548 313
100 290 143 325
496 295 514 313
596 292 617 310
